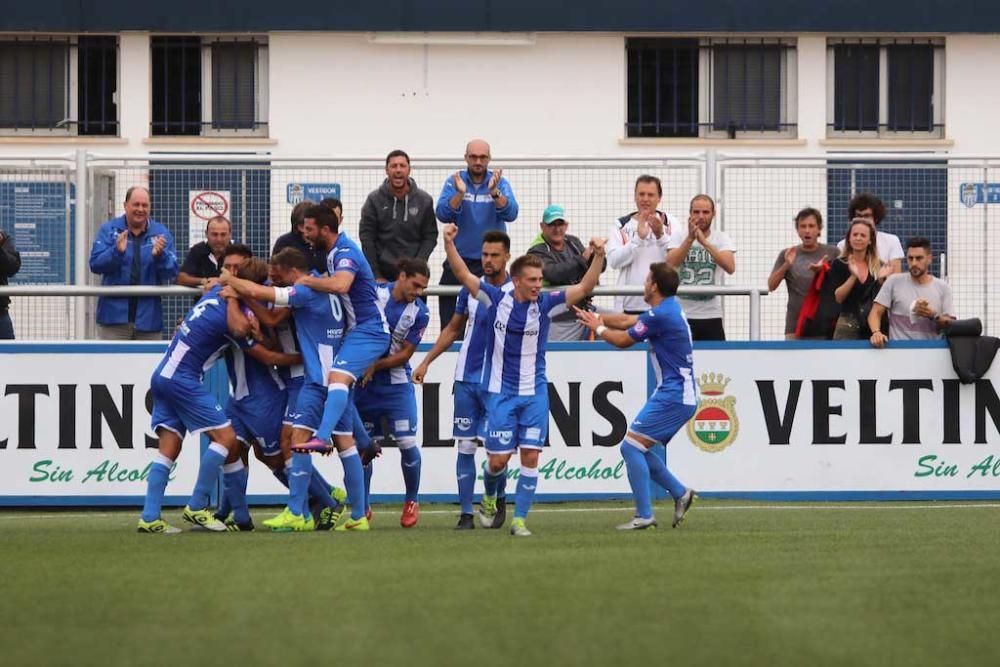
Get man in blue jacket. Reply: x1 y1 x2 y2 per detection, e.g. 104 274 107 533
435 138 518 328
89 186 179 339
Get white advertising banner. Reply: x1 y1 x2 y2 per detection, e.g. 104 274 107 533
0 344 646 504
2 342 998 505
674 344 1000 495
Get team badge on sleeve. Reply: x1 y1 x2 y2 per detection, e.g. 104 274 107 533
336 258 356 270
633 320 648 335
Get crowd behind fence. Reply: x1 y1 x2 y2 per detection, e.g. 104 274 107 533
0 152 995 340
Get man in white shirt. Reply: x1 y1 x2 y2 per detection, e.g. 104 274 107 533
837 193 903 279
606 175 678 315
666 195 736 341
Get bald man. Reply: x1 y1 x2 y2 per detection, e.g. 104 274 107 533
434 139 519 329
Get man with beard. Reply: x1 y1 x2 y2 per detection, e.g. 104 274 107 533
360 150 438 283
177 215 234 291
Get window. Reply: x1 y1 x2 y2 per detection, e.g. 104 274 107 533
626 37 796 139
828 39 944 136
151 36 267 136
0 36 118 135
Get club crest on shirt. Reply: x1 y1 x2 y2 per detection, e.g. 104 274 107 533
686 372 739 453
633 320 648 335
336 258 355 270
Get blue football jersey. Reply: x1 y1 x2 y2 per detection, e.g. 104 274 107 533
326 233 389 333
271 304 305 390
479 281 566 396
453 277 513 383
278 275 346 386
370 282 429 385
627 297 697 405
225 336 286 407
154 285 238 380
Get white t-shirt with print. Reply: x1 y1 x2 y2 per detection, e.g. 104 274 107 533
668 227 736 319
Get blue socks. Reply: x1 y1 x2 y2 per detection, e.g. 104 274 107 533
456 450 477 514
513 466 539 519
288 453 313 517
222 462 251 524
141 454 173 522
363 463 373 513
645 447 686 499
307 470 338 511
620 441 653 519
483 465 506 498
339 446 366 520
188 443 228 511
314 384 351 442
399 442 421 503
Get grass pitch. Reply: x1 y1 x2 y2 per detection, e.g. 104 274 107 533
2 500 1000 667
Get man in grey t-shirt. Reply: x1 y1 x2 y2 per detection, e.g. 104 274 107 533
868 237 955 347
768 207 840 338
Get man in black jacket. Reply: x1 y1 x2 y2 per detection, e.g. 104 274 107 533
359 150 438 283
527 204 606 341
0 228 21 339
272 199 328 274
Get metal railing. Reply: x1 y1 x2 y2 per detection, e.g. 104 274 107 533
0 285 769 341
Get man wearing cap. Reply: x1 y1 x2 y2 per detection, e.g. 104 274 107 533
527 204 607 341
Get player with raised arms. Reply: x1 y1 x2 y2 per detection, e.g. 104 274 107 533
441 223 606 536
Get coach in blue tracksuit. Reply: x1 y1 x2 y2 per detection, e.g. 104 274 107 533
435 138 518 329
89 186 178 340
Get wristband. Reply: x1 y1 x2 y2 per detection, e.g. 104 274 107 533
596 325 608 338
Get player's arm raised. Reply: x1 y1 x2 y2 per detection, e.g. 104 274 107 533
564 239 606 308
413 312 467 384
575 307 637 349
220 269 279 304
442 223 482 297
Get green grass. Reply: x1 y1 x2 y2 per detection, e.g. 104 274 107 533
3 500 1000 667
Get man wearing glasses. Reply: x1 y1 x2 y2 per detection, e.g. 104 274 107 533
435 139 519 328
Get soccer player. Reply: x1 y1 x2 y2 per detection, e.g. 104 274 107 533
575 262 697 530
441 223 606 536
413 231 513 530
296 204 392 476
356 258 430 527
220 248 365 531
137 259 266 534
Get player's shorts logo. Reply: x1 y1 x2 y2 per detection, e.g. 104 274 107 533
454 417 473 431
489 429 514 445
686 372 739 453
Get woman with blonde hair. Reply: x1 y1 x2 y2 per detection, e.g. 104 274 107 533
829 218 881 340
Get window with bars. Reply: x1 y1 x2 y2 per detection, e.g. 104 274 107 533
151 36 268 136
0 36 118 135
626 37 796 139
828 39 944 136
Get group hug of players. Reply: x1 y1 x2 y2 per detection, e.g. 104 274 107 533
137 201 698 536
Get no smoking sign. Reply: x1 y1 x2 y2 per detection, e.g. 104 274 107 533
188 190 231 244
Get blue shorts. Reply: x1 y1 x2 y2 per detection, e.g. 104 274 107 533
629 393 697 445
284 379 304 425
356 382 418 440
484 392 548 454
292 381 355 435
452 381 488 441
331 323 390 381
150 372 229 438
227 396 285 457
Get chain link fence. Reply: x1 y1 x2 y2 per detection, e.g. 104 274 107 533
1 152 995 341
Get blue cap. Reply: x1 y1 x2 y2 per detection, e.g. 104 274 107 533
542 204 567 225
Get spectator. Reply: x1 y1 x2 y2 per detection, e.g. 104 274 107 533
527 204 607 341
435 138 518 328
0 226 21 339
272 199 326 274
838 192 903 278
607 174 677 315
89 186 178 340
829 218 881 340
360 150 438 283
667 194 736 341
768 208 840 339
869 237 955 347
176 215 232 291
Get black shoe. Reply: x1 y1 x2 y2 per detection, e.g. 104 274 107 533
491 497 507 529
224 517 255 532
316 502 346 531
455 513 475 530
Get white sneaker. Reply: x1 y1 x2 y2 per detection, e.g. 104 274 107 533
617 516 657 530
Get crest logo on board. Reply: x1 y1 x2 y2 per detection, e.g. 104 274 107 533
687 372 739 453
